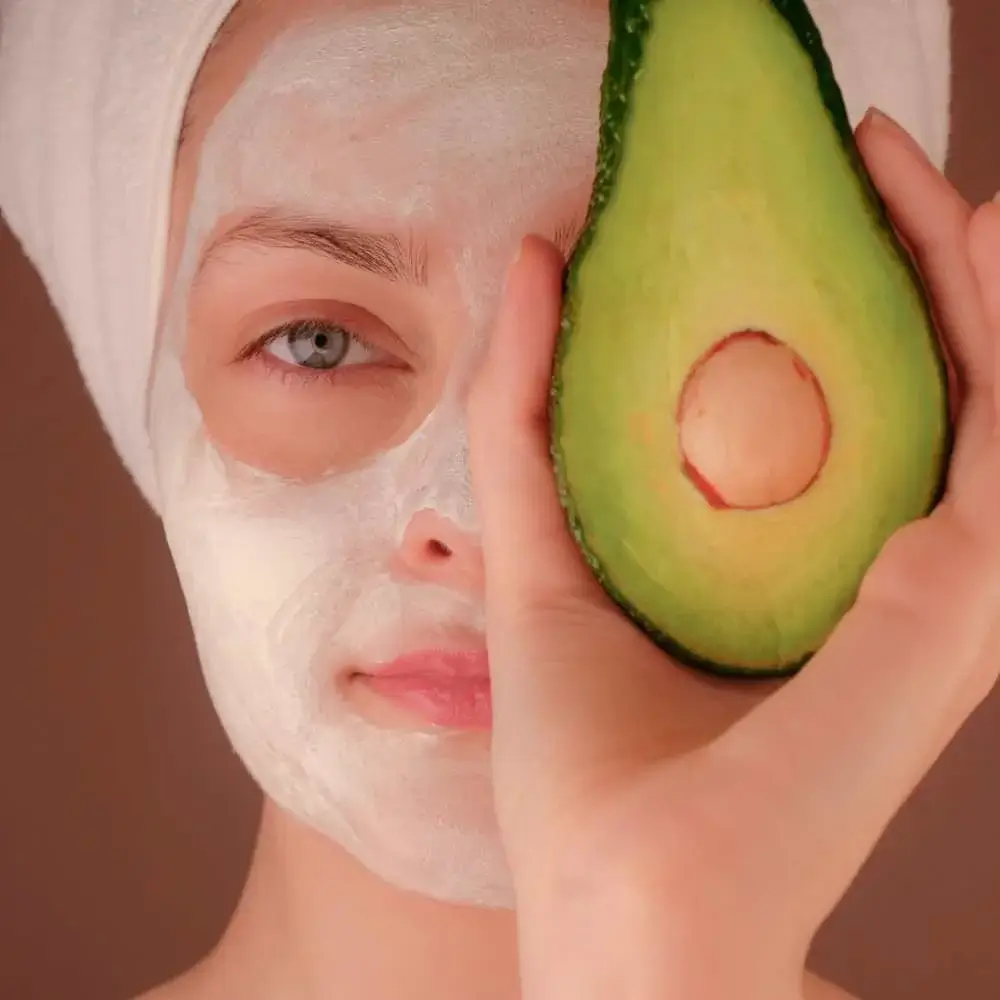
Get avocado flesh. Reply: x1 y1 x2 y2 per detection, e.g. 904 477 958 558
552 0 951 677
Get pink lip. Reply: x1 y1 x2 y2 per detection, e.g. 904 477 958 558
357 649 492 730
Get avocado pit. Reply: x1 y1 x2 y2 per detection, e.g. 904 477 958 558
677 331 831 510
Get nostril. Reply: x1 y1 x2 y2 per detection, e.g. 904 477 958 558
391 510 484 596
426 539 453 560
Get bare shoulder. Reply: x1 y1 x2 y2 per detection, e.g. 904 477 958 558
805 969 861 999
133 986 179 1000
133 983 192 1000
132 967 209 1000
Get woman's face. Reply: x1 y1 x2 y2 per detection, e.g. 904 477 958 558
157 0 902 907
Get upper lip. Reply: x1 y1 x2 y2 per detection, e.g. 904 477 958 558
352 633 490 680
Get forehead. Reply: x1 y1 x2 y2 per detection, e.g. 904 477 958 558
181 0 379 170
178 0 609 229
181 0 606 167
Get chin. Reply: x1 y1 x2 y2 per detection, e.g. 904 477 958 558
204 655 512 907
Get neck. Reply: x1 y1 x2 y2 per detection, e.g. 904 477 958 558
197 800 521 1000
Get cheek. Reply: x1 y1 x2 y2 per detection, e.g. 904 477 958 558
186 361 433 482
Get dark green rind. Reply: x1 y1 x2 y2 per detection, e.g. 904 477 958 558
550 0 953 680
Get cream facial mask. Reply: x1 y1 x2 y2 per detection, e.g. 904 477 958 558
148 0 944 907
150 0 608 908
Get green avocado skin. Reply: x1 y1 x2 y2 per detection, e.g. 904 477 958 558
550 0 953 680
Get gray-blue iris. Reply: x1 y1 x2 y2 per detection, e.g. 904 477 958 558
285 321 351 370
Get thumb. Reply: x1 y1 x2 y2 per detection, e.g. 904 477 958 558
468 237 692 827
468 235 605 614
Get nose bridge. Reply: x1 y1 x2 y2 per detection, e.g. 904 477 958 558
405 398 479 536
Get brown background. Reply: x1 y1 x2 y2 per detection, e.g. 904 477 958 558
2 4 999 998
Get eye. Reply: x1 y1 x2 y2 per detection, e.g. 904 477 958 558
260 318 378 372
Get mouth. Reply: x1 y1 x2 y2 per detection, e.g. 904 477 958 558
350 647 492 731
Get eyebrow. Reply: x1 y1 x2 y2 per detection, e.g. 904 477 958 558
196 211 431 286
194 209 587 286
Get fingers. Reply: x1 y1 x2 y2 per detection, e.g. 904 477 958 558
467 235 606 617
857 110 990 449
715 487 1000 908
708 128 1000 922
968 200 1000 418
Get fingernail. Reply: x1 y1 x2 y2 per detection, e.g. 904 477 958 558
862 105 933 160
858 105 877 133
859 106 903 139
866 105 892 127
864 105 912 142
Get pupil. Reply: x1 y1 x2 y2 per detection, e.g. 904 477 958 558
287 323 347 369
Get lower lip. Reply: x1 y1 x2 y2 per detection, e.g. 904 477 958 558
358 652 493 730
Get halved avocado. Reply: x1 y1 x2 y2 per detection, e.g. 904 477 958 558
551 0 952 678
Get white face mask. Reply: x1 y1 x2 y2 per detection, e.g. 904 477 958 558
150 0 608 908
149 0 946 907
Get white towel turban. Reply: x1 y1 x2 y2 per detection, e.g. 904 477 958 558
0 0 241 509
0 0 952 512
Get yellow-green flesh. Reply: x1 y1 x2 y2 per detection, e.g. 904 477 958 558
556 0 949 671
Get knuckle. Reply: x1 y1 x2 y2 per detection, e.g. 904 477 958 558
860 519 943 605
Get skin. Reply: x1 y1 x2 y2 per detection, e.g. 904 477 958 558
147 1 1000 998
471 132 1000 998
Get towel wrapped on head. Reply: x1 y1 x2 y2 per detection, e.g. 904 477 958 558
0 0 240 509
0 0 953 512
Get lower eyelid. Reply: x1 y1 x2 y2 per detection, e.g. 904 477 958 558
249 346 410 387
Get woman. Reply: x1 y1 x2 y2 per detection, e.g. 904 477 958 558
1 0 997 997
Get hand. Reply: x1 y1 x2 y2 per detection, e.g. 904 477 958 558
467 109 1000 1000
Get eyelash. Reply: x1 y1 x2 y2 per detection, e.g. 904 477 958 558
237 319 381 385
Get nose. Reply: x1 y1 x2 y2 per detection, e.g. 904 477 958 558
391 508 485 598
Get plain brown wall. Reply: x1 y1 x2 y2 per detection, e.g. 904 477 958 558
1 4 999 998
